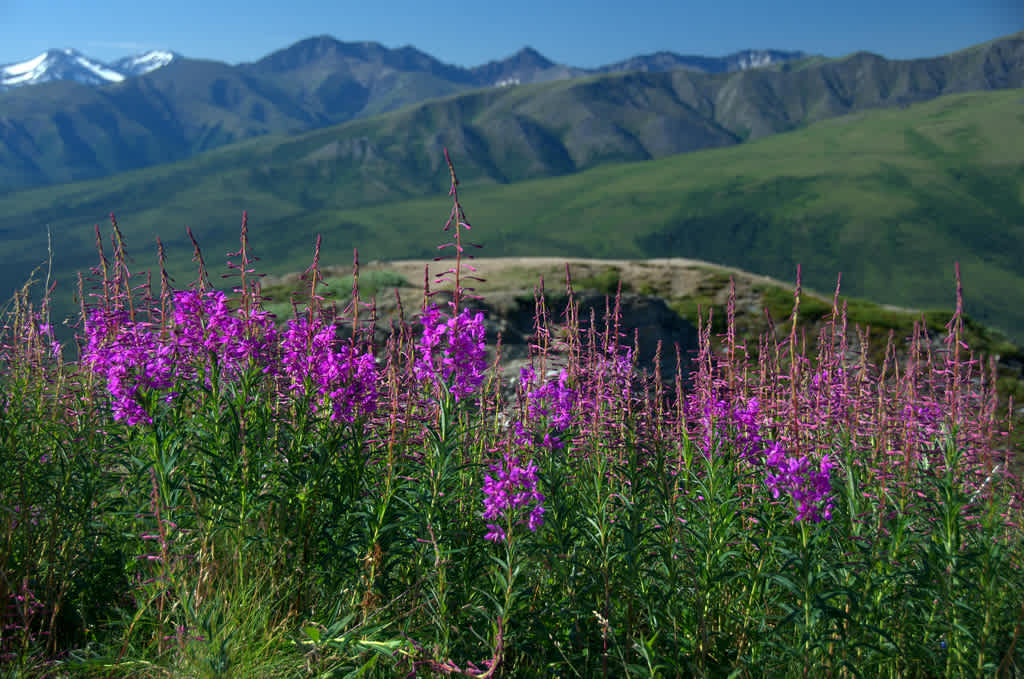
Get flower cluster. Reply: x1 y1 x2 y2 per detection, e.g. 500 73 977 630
514 366 577 450
687 395 763 459
595 346 634 391
280 316 378 423
481 452 545 542
83 308 178 426
763 442 836 522
414 305 487 402
172 290 276 380
685 394 833 522
84 290 367 426
729 398 766 460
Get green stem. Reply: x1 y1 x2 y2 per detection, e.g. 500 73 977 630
801 520 812 656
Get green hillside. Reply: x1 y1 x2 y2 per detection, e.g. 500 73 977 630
2 87 1023 347
312 87 1024 343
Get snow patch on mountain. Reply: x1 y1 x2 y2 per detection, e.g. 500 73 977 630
74 53 126 82
112 50 177 76
728 49 806 70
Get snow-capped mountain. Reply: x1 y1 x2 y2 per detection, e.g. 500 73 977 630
1 49 124 90
111 50 177 77
0 48 176 92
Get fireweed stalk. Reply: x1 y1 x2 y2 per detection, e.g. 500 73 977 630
2 151 1024 677
410 149 545 676
476 444 545 675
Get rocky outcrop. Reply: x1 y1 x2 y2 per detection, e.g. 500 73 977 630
343 286 700 392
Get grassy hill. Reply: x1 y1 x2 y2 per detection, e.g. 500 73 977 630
293 87 1024 345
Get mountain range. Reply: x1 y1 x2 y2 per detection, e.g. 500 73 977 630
0 37 811 193
1 32 1020 196
0 40 806 93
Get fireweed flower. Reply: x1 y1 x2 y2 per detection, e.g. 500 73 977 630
482 452 545 542
84 290 279 425
526 367 576 430
83 309 177 426
414 305 487 402
280 316 336 392
686 396 730 455
280 316 378 423
172 289 276 379
320 345 377 423
37 320 61 359
514 366 577 450
730 397 764 461
902 401 945 454
678 393 833 521
594 346 634 394
683 395 764 459
763 442 835 522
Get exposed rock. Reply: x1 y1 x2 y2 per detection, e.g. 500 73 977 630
352 286 699 384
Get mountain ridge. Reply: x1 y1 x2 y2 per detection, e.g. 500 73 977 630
1 31 1020 195
0 37 807 95
0 34 822 193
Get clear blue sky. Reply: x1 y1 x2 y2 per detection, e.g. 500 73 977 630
1 0 1021 68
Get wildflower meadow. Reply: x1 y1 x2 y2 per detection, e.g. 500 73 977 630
1 150 1022 678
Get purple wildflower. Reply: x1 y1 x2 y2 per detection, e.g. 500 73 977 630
730 397 764 461
684 395 730 455
514 366 577 450
763 442 835 522
37 321 61 359
280 316 378 423
678 391 833 522
83 289 279 425
526 368 576 430
414 305 487 402
699 397 729 455
683 394 764 460
482 452 545 542
172 289 276 379
590 346 635 404
321 345 378 423
83 309 177 426
280 316 336 392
